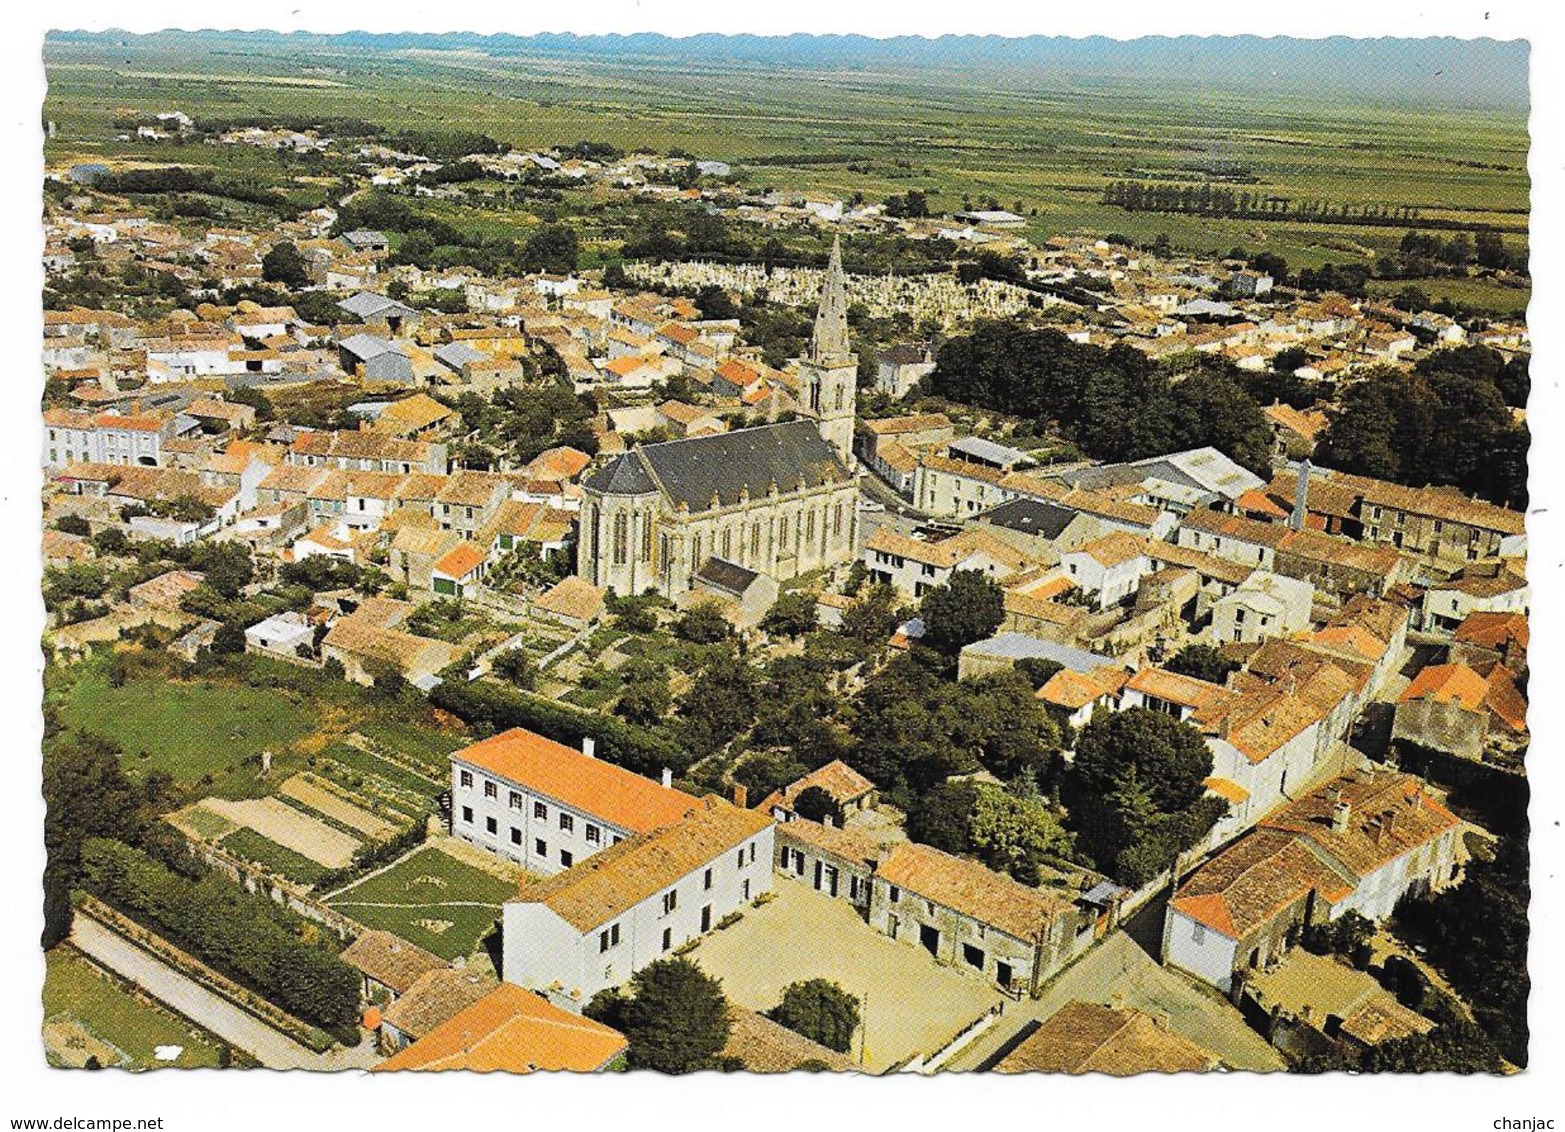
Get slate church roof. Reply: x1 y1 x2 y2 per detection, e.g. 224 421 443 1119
584 420 850 513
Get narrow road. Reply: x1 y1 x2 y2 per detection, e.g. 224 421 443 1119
71 917 380 1072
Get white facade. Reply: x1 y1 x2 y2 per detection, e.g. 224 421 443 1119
451 756 640 876
1210 572 1314 646
1059 546 1149 609
503 821 775 1004
1162 908 1240 991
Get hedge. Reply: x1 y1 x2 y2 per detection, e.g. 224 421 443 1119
79 839 360 1029
429 678 691 777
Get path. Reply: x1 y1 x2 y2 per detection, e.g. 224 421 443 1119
71 917 380 1072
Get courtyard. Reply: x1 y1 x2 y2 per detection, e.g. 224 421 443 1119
688 878 1000 1072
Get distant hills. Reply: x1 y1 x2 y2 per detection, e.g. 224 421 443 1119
45 30 1528 111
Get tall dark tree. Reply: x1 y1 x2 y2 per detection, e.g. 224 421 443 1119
621 958 732 1073
919 569 1004 655
260 240 309 288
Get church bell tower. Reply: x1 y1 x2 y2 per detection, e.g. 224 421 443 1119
798 235 858 467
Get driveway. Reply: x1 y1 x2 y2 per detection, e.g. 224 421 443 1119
941 931 1286 1073
71 917 380 1072
688 878 1000 1072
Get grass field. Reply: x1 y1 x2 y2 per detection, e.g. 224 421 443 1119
40 32 1528 276
55 664 316 785
44 949 225 1070
324 844 519 960
217 827 330 887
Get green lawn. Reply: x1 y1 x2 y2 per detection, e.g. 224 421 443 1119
43 949 225 1070
324 845 517 960
218 827 330 887
58 667 315 784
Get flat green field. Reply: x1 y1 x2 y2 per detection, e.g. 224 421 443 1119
324 845 518 960
56 665 315 784
43 949 225 1070
41 33 1528 275
218 827 330 887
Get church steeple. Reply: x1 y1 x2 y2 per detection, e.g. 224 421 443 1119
797 233 857 469
808 235 853 366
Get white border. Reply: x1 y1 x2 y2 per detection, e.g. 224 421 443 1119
1 5 1557 1130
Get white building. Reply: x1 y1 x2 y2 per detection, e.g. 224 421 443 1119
502 798 774 1006
450 727 698 876
1163 770 1463 993
861 526 1030 600
1210 571 1314 645
1059 532 1150 609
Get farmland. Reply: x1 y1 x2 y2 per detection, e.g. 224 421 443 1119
42 32 1528 299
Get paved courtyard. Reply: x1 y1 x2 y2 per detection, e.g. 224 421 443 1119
689 878 1000 1072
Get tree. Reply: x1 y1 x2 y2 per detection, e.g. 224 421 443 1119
792 785 841 826
42 733 148 948
518 224 580 274
840 583 900 645
919 569 1004 655
968 784 1073 880
678 652 758 756
1393 836 1529 1066
674 600 732 644
1064 708 1220 884
261 240 309 288
490 648 536 690
905 781 979 854
759 592 818 638
620 959 732 1073
191 542 254 600
1165 644 1238 685
768 980 861 1053
732 751 807 807
615 662 672 727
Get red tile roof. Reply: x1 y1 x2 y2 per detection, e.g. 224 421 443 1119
452 728 695 834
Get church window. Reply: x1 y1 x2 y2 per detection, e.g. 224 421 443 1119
833 502 844 538
806 509 816 548
834 385 845 411
750 522 761 558
612 512 628 566
640 514 653 562
721 527 732 559
809 379 821 414
692 534 704 571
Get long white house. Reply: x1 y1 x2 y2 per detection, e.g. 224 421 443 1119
449 728 697 876
503 798 775 1007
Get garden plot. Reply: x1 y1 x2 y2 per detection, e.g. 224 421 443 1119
324 844 518 960
278 774 396 840
202 797 361 868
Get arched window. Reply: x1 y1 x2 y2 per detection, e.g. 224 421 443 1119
640 513 653 562
750 521 761 559
612 512 629 566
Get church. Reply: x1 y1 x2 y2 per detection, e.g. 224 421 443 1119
578 237 860 598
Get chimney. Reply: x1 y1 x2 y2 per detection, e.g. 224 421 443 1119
1290 459 1311 532
661 767 673 789
580 736 596 760
1330 801 1351 834
733 784 748 808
